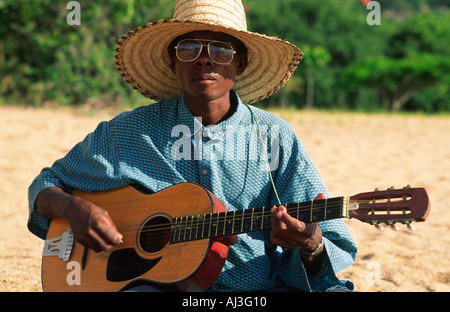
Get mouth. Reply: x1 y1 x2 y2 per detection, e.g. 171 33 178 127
192 74 217 83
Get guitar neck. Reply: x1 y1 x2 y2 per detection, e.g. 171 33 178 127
170 196 349 243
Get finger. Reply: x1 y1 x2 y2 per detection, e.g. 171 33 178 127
277 207 305 232
95 221 123 247
76 229 107 253
89 211 123 247
314 192 327 200
270 205 279 230
88 231 111 252
89 228 123 252
271 206 286 232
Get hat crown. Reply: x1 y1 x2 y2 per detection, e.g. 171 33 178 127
173 0 247 31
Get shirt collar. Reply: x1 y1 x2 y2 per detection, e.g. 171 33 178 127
175 90 247 135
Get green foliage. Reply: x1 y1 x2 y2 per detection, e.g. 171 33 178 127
341 10 450 111
342 53 450 111
0 0 449 112
0 0 174 107
244 0 389 109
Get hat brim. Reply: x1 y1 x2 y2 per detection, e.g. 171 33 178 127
115 19 303 104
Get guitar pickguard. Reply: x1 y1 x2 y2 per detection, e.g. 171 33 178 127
106 248 162 282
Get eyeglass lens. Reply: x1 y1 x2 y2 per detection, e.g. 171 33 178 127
176 39 234 64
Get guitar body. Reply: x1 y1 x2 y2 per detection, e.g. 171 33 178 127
41 182 430 292
41 183 231 292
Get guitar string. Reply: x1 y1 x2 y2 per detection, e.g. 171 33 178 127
138 197 405 235
138 203 343 232
138 201 345 234
135 202 346 244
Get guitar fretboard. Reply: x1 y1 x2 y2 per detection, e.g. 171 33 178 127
170 196 349 243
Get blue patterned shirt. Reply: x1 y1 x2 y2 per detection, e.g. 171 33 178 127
28 92 356 292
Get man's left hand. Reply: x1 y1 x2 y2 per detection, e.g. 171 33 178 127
270 193 327 251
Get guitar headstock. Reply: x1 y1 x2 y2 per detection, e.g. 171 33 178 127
348 186 430 231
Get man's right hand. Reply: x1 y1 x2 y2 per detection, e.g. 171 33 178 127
36 187 123 252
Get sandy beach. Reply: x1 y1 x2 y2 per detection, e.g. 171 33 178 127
0 105 448 292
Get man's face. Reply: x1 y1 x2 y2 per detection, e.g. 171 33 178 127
171 31 247 103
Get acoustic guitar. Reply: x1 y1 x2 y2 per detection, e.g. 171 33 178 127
41 183 430 292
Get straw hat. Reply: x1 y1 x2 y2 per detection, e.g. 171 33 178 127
115 0 303 104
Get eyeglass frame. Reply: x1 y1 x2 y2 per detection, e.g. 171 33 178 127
173 39 237 65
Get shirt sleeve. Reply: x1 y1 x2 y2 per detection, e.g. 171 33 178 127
269 123 357 291
27 120 124 240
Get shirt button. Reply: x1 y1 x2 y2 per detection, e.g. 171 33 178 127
201 169 208 175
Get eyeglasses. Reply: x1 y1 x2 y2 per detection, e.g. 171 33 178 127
174 39 236 65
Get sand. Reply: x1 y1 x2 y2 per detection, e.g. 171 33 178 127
0 105 448 292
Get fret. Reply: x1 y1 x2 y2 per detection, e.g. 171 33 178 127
222 211 227 236
224 211 233 235
178 216 184 242
232 210 236 233
196 214 203 239
250 208 255 231
324 198 327 221
171 217 179 243
201 213 206 239
214 213 219 236
261 207 265 230
231 210 241 234
211 213 217 237
194 215 200 240
215 212 226 236
312 199 326 222
242 209 253 233
205 213 212 238
184 216 192 241
262 207 271 230
252 207 264 231
191 216 196 240
310 200 314 222
191 215 197 239
240 210 245 233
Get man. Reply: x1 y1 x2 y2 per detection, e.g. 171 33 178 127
28 0 356 292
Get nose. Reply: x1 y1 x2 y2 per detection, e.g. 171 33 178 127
194 47 214 68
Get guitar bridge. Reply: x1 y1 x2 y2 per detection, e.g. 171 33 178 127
43 229 74 261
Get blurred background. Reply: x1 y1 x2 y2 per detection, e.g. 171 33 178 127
1 0 450 113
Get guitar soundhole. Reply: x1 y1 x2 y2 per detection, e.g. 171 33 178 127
139 215 172 253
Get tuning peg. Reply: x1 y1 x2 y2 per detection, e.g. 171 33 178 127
407 223 416 232
404 220 416 232
368 220 384 230
386 220 399 231
387 186 395 191
390 224 399 231
403 185 411 189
